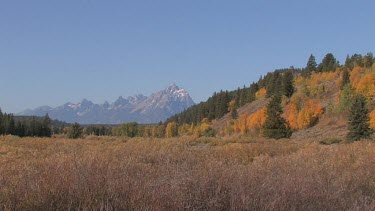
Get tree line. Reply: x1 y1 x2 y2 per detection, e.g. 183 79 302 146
0 110 55 137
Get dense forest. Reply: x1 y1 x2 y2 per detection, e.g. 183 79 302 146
0 111 68 137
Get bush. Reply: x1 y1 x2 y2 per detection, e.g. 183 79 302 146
67 123 83 139
319 138 342 145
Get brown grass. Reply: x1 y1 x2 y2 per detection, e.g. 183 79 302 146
1 135 375 210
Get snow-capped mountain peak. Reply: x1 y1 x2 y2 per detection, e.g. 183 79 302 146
18 84 195 124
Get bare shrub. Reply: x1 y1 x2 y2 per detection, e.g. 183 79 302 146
1 136 375 210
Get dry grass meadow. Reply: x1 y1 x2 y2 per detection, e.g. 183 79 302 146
1 135 375 210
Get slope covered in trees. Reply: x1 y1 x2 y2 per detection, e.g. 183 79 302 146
167 52 375 140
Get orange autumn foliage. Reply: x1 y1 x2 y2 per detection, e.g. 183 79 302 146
297 100 323 129
284 101 299 129
370 110 375 129
284 96 323 130
247 108 267 133
255 88 266 99
350 67 366 88
309 71 339 86
225 107 267 136
238 113 249 135
355 74 375 98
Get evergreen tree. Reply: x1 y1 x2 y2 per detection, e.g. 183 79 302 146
282 71 295 98
317 53 338 72
347 94 373 141
239 85 247 107
7 115 15 135
340 68 350 90
266 72 282 97
248 82 259 102
306 54 317 74
41 114 52 137
235 88 241 108
363 52 374 68
345 55 352 69
263 95 292 139
338 84 354 112
228 100 238 119
68 123 83 139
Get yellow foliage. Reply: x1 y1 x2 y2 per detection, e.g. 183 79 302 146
294 76 305 87
285 102 299 130
350 67 366 88
355 74 375 98
166 122 178 138
238 113 248 135
255 88 266 99
297 100 323 129
284 96 323 130
178 124 192 136
370 110 375 129
309 71 339 86
192 119 214 137
246 108 267 133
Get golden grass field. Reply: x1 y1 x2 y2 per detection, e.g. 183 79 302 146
1 135 375 210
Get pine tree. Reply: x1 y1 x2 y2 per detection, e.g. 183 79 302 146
40 114 52 137
228 100 238 119
340 68 350 90
248 82 259 102
347 94 373 141
8 115 15 135
317 53 338 72
345 55 353 69
239 85 247 106
282 71 295 98
263 95 292 139
68 123 83 139
306 54 317 74
266 72 282 97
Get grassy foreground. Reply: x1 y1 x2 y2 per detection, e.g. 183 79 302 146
1 136 375 210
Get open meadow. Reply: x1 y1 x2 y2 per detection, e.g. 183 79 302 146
1 135 375 210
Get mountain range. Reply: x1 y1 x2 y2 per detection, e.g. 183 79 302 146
18 84 195 124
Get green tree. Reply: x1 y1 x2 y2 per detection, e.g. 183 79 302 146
228 100 238 119
263 95 292 139
68 123 83 139
40 114 52 137
363 52 374 68
118 122 139 137
156 124 166 138
347 94 373 141
166 122 178 138
306 54 317 74
340 68 350 90
248 82 259 102
338 84 353 112
282 71 295 98
317 53 338 72
266 72 282 97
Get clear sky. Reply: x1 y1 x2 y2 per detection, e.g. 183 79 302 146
1 0 374 113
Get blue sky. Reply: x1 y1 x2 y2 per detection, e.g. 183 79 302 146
1 0 374 113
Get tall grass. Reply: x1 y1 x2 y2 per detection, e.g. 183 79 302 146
1 135 375 210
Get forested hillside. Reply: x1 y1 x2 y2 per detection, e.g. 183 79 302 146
166 52 375 140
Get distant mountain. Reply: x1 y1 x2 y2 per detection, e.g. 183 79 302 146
19 84 195 124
